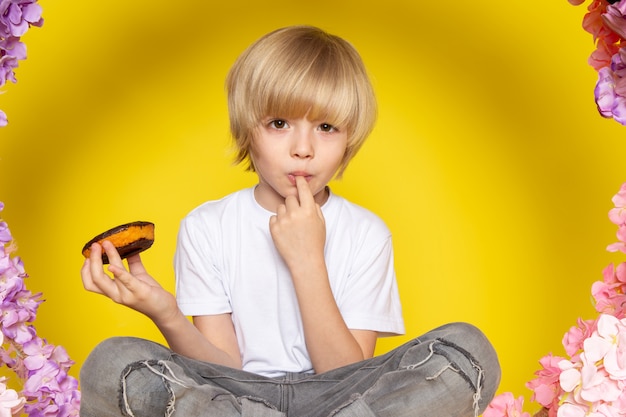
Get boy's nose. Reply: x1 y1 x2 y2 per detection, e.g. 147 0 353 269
291 130 314 159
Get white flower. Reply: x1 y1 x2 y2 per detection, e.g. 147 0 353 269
587 314 626 380
0 377 24 417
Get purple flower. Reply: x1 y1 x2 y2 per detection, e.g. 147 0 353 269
0 53 18 87
0 222 11 245
49 345 75 371
1 308 36 344
0 0 43 38
603 0 626 40
0 38 27 88
594 47 626 125
0 37 26 60
22 337 54 371
595 66 616 117
24 402 59 417
23 360 62 397
0 180 81 412
54 376 80 417
0 0 43 126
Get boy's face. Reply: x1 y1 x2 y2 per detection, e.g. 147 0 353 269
251 116 348 212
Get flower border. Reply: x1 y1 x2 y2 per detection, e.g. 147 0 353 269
0 204 81 416
568 0 626 125
485 182 626 416
0 0 44 127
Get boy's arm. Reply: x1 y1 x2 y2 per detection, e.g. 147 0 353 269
270 176 376 373
157 311 242 369
287 256 378 372
81 241 242 369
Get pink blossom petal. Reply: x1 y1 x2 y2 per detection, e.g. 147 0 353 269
579 353 621 402
609 207 626 224
559 366 581 392
602 324 626 379
596 313 620 337
483 392 530 417
607 241 626 253
557 403 587 417
615 262 626 283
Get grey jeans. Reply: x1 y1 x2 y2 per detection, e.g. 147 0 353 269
79 322 500 417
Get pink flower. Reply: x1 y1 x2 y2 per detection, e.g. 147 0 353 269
591 265 626 317
582 0 616 42
527 354 568 408
483 392 531 417
608 223 626 252
558 359 582 394
592 280 626 316
555 402 588 417
609 183 626 225
562 318 598 357
589 314 626 379
579 353 621 402
588 37 620 71
602 262 626 285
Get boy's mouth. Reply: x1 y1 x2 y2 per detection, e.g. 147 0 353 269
287 173 312 185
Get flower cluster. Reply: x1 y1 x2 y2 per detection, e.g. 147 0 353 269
0 0 43 127
568 0 626 125
484 182 626 417
0 203 80 416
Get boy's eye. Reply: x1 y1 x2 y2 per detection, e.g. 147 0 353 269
319 123 337 132
269 119 288 129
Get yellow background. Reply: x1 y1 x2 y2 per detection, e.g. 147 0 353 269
1 0 625 413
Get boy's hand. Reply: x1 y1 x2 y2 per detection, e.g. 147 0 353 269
81 240 178 325
269 176 326 270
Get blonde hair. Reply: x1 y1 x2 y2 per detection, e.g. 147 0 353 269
226 25 377 177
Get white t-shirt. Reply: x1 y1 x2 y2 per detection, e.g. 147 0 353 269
174 187 405 377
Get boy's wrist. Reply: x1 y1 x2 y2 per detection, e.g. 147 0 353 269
286 255 326 281
151 298 184 329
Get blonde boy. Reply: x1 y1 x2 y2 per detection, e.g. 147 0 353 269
80 26 500 417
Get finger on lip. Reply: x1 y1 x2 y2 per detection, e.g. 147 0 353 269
289 173 311 182
288 174 301 186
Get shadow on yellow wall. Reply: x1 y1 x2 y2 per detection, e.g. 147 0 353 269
2 0 624 411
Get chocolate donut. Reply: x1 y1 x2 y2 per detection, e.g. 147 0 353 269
82 221 155 264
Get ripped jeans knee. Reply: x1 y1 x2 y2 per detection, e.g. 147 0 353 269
120 360 189 417
400 338 486 417
118 358 283 417
355 325 500 417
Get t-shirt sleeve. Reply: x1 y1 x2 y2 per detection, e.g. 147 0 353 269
337 226 405 337
174 212 232 316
